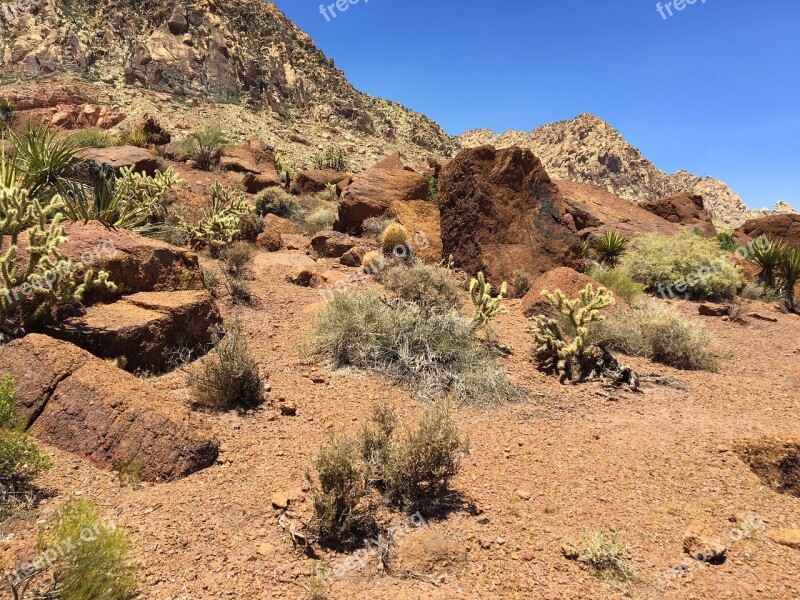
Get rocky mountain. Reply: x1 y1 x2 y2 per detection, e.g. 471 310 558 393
459 114 795 231
0 0 456 168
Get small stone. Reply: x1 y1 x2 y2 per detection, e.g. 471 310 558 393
766 529 800 550
271 492 290 510
257 543 274 556
561 543 580 561
515 489 532 500
279 403 297 417
683 521 726 562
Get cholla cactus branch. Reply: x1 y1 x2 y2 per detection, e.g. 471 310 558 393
469 271 508 328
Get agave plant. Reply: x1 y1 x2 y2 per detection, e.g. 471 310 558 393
0 99 14 132
592 230 627 266
749 236 787 289
9 121 81 202
779 245 800 312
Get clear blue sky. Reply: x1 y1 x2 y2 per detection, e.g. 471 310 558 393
273 0 800 211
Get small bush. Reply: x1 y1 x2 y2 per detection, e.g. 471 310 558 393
382 402 466 512
304 205 337 234
378 261 461 310
123 131 148 148
39 497 137 600
0 376 51 485
309 292 522 405
68 128 121 149
308 435 369 547
362 216 394 238
572 530 635 581
255 188 301 219
312 146 349 172
221 241 255 278
358 401 397 485
592 231 627 266
715 232 737 252
237 212 265 242
586 265 644 304
619 231 743 301
189 320 263 410
177 127 228 171
739 281 783 302
512 269 533 298
588 298 718 371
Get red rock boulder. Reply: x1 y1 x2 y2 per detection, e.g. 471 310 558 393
438 146 582 285
521 267 627 318
639 192 716 236
76 146 159 175
734 214 800 248
291 169 353 196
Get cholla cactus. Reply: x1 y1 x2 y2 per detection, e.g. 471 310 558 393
187 183 252 256
381 223 410 256
530 284 614 380
1 162 115 339
469 272 508 328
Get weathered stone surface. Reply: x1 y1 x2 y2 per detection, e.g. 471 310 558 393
311 231 358 258
639 191 716 236
767 529 800 551
0 335 218 481
557 180 680 240
335 167 429 233
290 169 352 196
44 290 221 374
76 146 159 175
388 200 443 263
734 214 800 248
340 246 369 267
683 521 727 562
393 530 467 575
734 436 800 497
438 146 582 285
520 267 627 317
132 113 171 146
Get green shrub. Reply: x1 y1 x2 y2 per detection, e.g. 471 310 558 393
358 401 397 485
255 187 301 219
176 127 228 171
739 281 783 302
571 530 635 581
586 265 644 304
619 231 743 300
304 205 337 234
38 497 137 600
362 216 394 238
312 146 349 172
377 261 461 310
308 434 369 547
592 231 627 266
123 131 148 148
309 292 522 405
0 376 51 485
588 298 718 371
68 128 120 149
0 99 14 129
779 246 800 311
189 320 263 410
714 232 737 252
11 121 81 200
748 236 786 289
426 175 438 202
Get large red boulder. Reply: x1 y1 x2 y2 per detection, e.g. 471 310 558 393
520 267 627 317
437 146 582 285
0 335 219 481
734 214 800 248
76 146 159 175
639 192 716 236
388 200 443 263
557 180 680 240
291 169 353 196
335 165 429 233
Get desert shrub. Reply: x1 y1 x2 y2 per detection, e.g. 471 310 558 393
176 127 228 171
255 187 301 219
426 175 438 202
0 376 51 485
715 232 737 252
530 285 614 381
512 269 533 299
780 246 800 311
189 320 263 410
0 99 14 130
747 236 786 289
586 265 644 304
187 183 253 255
588 298 718 371
68 128 120 149
312 146 349 172
362 216 394 238
739 281 783 302
309 292 522 405
221 241 254 278
382 402 466 512
236 212 264 242
11 121 81 200
123 131 148 148
572 530 635 581
224 276 253 305
592 230 627 266
304 205 337 234
619 230 743 300
38 497 137 600
358 401 397 485
308 434 369 547
378 261 461 310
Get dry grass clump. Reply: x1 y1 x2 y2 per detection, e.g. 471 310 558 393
512 269 533 298
588 298 718 371
189 320 264 410
571 530 636 582
362 216 395 237
308 292 523 405
586 265 645 304
377 261 461 310
221 241 255 278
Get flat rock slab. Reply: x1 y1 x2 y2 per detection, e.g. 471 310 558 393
76 145 159 175
0 334 219 481
44 290 221 375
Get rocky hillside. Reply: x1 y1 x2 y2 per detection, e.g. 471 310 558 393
459 114 795 231
0 0 456 168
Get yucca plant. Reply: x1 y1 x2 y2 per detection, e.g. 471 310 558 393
749 236 787 289
9 121 81 202
0 99 14 131
779 246 800 312
593 231 627 266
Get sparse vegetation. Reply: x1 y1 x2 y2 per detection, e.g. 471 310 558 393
377 261 461 310
177 127 228 171
187 183 253 255
255 187 301 219
362 216 394 238
304 205 337 234
714 231 737 252
312 146 349 172
189 320 263 410
309 292 522 405
748 236 786 289
586 265 644 304
588 298 719 371
469 272 508 328
512 269 533 299
779 245 800 311
221 241 255 278
592 230 627 266
37 497 137 600
68 128 120 149
739 281 783 302
123 131 148 148
572 530 636 581
0 99 15 131
381 223 410 257
619 230 743 300
0 376 51 487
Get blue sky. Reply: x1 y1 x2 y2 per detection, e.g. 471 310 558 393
273 0 800 211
